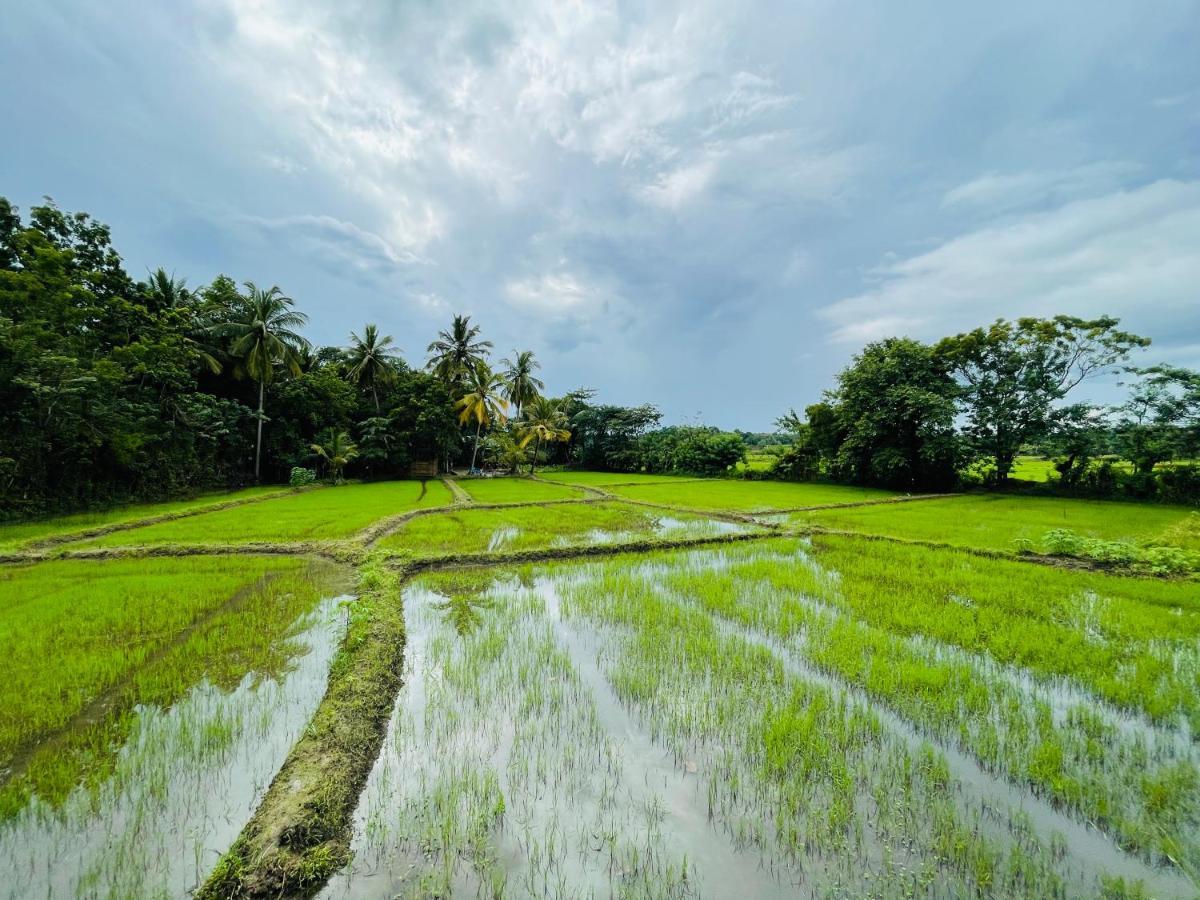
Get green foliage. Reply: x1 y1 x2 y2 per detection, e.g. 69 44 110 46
289 467 317 487
636 425 746 475
1041 528 1200 576
935 316 1150 482
0 197 461 518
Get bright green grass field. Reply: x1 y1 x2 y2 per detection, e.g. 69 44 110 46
796 494 1197 552
0 486 286 550
608 479 895 512
456 477 585 503
0 555 341 815
79 480 451 546
535 470 701 486
379 501 742 557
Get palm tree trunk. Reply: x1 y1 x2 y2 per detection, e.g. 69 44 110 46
372 383 380 414
469 419 482 471
255 380 265 483
531 435 542 475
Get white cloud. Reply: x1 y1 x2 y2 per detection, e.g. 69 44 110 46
822 179 1200 343
941 161 1142 214
639 157 719 210
505 272 594 316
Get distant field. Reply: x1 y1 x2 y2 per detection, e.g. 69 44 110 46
608 479 895 512
536 470 701 485
379 500 747 557
456 477 584 503
795 493 1196 551
0 486 285 550
77 480 451 546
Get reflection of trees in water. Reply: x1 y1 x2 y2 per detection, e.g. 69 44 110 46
434 594 496 636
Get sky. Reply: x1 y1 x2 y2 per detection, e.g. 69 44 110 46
2 1 1198 430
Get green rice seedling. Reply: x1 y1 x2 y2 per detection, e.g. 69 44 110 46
0 594 345 900
535 471 702 486
550 557 1119 896
794 494 1195 552
607 479 895 511
453 477 585 503
378 500 746 558
0 556 345 817
0 485 286 550
647 539 1199 872
76 479 451 546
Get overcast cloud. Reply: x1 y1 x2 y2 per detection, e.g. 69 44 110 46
2 0 1198 428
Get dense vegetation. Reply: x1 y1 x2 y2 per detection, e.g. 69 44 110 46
775 321 1200 500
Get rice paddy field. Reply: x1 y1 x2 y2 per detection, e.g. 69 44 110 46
1 474 1198 898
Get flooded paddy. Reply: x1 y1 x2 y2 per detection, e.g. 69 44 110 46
378 501 751 558
327 541 1197 898
0 557 350 898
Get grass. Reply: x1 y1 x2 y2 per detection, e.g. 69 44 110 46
0 485 286 550
795 493 1197 552
608 478 896 511
76 479 451 546
377 500 744 558
0 555 343 817
454 476 585 503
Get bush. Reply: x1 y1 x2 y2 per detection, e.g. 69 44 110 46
1038 528 1200 576
289 467 317 487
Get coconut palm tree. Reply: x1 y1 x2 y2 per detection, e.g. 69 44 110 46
426 314 492 392
456 361 508 472
347 323 402 412
210 283 309 482
518 397 571 474
146 268 192 309
500 349 544 419
310 428 359 484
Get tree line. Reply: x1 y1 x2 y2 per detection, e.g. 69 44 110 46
772 320 1200 502
0 197 749 519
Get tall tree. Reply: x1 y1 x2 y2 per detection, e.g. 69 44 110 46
500 349 544 419
346 323 401 412
425 314 492 392
210 283 310 482
455 361 508 472
936 316 1149 484
518 397 571 474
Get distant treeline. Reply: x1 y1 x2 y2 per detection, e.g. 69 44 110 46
0 197 747 519
770 326 1200 503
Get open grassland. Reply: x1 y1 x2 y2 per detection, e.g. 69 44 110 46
0 486 286 550
4 473 1199 898
794 493 1197 552
455 476 584 503
378 500 748 558
609 478 896 511
76 479 451 547
535 469 702 485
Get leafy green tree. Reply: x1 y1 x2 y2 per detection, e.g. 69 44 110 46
828 338 960 490
455 361 508 471
346 323 401 412
500 350 544 419
936 316 1149 484
426 314 491 392
518 397 571 474
569 403 662 471
309 428 359 483
210 283 310 482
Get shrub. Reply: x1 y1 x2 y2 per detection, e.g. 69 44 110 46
289 467 317 488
